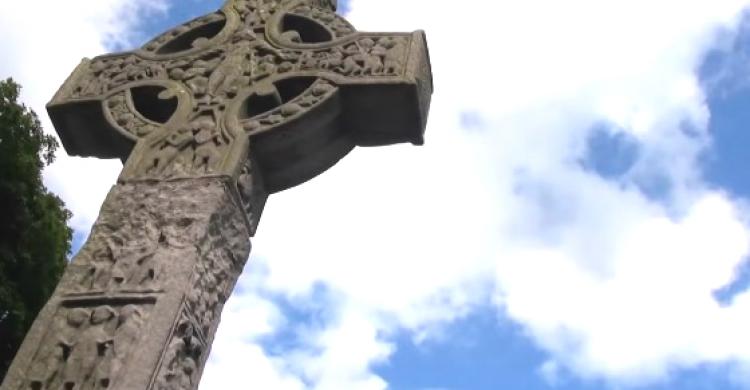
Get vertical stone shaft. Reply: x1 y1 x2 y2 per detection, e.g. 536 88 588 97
1 178 250 390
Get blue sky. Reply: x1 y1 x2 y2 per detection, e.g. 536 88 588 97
5 1 750 389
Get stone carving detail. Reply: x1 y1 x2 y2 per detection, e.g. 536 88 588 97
55 0 414 181
184 212 247 336
342 36 406 76
152 311 206 390
289 4 355 38
149 178 250 389
3 180 252 390
28 179 251 390
71 34 408 102
64 219 160 295
144 113 231 178
142 12 227 55
72 55 168 100
236 157 267 235
105 91 161 138
25 304 150 390
240 78 336 133
234 0 281 28
272 36 409 77
60 180 240 295
66 17 409 104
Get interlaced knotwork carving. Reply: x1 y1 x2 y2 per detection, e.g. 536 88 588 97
238 78 335 133
143 112 230 178
71 55 167 99
286 36 409 76
56 0 418 183
105 91 162 138
234 0 281 28
142 12 228 56
288 3 354 38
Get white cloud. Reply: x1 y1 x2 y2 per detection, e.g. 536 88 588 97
212 0 750 388
5 0 750 389
200 270 307 390
331 0 750 386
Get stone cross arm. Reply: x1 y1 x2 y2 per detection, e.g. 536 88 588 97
47 0 432 196
1 1 432 390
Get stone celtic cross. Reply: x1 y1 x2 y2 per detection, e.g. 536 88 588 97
0 0 432 389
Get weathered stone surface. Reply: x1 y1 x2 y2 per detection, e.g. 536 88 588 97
2 179 250 390
1 0 432 389
47 0 432 192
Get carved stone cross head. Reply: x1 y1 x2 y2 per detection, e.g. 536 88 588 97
48 0 432 233
1 1 431 390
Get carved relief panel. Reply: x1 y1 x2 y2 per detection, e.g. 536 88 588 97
61 216 161 295
25 302 152 390
152 309 206 390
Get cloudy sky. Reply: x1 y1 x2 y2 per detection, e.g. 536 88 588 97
3 0 750 389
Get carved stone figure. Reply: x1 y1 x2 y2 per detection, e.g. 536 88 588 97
81 240 115 291
359 38 383 75
1 1 432 389
26 313 69 390
111 305 143 376
150 125 194 174
58 309 91 390
155 318 205 390
383 37 407 75
22 304 152 390
62 306 115 390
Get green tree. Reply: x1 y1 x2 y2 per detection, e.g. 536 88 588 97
0 78 72 380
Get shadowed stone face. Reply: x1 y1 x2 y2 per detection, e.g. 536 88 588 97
0 1 431 389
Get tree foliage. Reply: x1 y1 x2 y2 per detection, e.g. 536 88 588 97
0 78 72 380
